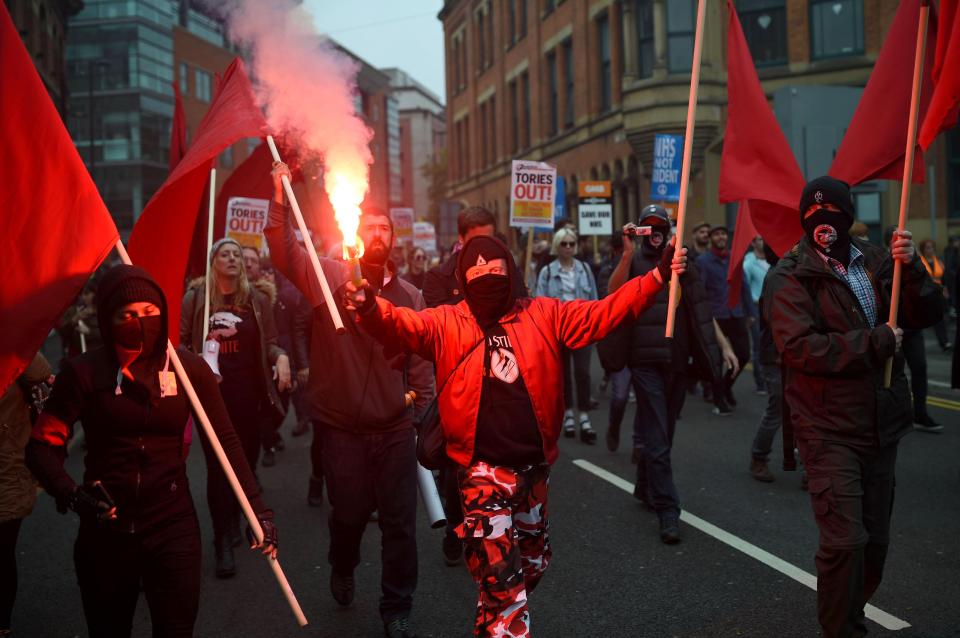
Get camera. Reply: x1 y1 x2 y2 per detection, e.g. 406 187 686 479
623 226 653 237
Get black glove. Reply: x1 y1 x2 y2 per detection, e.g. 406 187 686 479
657 241 677 283
246 515 278 549
64 486 114 523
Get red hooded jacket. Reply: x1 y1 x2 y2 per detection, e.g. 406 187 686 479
360 271 663 466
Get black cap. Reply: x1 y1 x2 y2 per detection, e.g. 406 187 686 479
639 204 670 225
799 176 855 220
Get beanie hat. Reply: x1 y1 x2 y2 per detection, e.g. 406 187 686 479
799 176 855 220
457 235 513 289
210 237 244 263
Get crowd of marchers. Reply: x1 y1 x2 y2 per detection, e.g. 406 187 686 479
1 172 957 638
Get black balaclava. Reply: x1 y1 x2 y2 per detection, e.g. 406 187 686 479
457 235 517 329
637 205 671 257
96 265 169 399
799 176 856 266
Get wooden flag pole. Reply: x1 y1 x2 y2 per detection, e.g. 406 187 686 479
113 239 309 627
265 135 346 334
884 1 930 388
524 230 536 292
201 167 216 343
665 0 707 338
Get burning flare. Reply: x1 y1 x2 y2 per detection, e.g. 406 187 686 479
327 169 365 259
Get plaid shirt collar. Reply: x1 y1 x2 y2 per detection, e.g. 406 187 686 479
815 244 878 327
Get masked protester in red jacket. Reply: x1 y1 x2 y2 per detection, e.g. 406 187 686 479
346 235 686 638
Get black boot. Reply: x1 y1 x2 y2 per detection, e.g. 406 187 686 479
215 541 236 579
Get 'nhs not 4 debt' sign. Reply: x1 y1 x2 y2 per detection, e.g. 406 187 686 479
650 134 683 203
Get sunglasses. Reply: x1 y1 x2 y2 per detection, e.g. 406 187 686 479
413 255 426 261
559 241 576 248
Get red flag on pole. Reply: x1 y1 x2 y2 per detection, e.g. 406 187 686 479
830 0 937 184
0 4 119 393
128 58 268 345
726 201 759 308
719 0 806 259
918 0 959 150
170 82 187 171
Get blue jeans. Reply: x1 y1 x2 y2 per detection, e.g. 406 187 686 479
749 320 766 391
607 368 632 430
320 426 419 622
751 364 783 461
630 366 682 518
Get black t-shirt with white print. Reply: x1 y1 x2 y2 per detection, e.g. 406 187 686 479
472 324 544 466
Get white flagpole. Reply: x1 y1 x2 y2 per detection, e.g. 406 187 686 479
884 2 930 388
665 0 707 338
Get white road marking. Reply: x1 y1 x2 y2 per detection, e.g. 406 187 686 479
572 459 911 631
927 379 951 389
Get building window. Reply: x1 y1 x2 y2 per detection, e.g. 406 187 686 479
948 129 960 219
562 40 574 128
480 102 489 167
477 11 486 72
636 0 654 79
519 0 528 39
194 68 211 102
546 50 559 135
487 96 496 165
510 79 520 153
521 72 531 149
509 0 517 44
486 4 495 67
179 62 189 94
544 0 556 16
810 0 864 60
739 0 787 66
597 12 612 112
667 0 696 73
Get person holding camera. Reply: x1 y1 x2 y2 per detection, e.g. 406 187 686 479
345 233 686 637
606 205 736 544
25 264 276 638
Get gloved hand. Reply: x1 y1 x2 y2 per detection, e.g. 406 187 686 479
64 486 117 523
656 239 677 282
246 515 279 559
344 279 376 315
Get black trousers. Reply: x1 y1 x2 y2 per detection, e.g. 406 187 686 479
0 518 23 630
439 461 464 535
798 438 898 638
714 317 751 398
200 394 261 544
902 330 928 421
74 514 202 638
320 426 418 623
561 346 593 412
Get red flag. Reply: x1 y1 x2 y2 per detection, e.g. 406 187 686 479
830 0 936 184
719 0 806 257
128 58 268 344
919 0 959 149
170 82 187 171
0 4 118 392
726 201 758 308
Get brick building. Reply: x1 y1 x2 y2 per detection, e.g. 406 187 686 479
438 0 959 247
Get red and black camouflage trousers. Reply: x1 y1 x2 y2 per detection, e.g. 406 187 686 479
456 462 551 638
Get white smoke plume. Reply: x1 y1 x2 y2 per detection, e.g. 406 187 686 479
223 0 372 246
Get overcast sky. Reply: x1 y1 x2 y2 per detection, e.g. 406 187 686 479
304 1 446 101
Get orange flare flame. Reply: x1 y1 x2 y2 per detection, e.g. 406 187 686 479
328 169 366 259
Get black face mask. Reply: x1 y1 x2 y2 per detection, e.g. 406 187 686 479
641 226 668 256
465 275 514 327
802 208 853 266
113 315 164 354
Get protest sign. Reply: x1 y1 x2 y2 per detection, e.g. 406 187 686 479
577 181 612 236
413 221 437 253
225 197 269 250
390 208 415 247
510 160 557 228
650 134 683 202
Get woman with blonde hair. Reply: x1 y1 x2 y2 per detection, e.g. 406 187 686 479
180 238 291 578
536 227 600 442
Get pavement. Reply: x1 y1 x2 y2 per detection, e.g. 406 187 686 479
10 328 960 637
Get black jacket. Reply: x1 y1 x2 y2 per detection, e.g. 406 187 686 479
598 249 721 382
27 266 269 535
264 202 435 434
764 236 943 453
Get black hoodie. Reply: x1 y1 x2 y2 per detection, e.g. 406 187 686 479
27 265 270 534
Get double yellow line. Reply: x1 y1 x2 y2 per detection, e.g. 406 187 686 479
927 394 960 412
